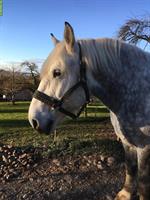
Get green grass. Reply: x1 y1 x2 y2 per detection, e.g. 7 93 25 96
0 102 49 147
0 101 124 158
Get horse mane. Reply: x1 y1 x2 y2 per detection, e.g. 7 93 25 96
78 38 121 76
41 37 150 83
78 38 150 81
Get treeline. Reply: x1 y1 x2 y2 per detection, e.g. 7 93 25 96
0 62 40 103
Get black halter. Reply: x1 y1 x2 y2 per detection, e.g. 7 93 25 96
33 43 90 119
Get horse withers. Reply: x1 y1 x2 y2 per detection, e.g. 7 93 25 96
28 22 150 200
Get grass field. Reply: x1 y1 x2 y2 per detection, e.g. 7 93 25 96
0 101 123 157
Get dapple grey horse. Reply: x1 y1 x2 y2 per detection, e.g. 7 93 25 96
28 22 150 200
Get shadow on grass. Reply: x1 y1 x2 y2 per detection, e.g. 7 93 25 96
87 107 109 113
48 138 125 163
0 119 29 127
0 109 28 113
63 117 110 125
0 117 109 128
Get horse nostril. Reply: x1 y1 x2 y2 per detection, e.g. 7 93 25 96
32 119 39 130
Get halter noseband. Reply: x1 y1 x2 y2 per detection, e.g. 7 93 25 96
33 43 90 119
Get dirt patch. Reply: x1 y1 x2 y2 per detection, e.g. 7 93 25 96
0 143 125 200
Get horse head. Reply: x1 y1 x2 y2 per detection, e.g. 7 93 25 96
28 22 89 134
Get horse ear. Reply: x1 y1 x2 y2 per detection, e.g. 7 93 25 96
64 22 75 52
50 33 60 46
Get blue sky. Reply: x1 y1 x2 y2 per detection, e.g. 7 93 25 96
0 0 150 68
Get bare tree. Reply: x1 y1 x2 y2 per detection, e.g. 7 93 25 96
118 16 150 49
21 61 39 90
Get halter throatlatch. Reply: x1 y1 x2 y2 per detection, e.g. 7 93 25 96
33 43 90 119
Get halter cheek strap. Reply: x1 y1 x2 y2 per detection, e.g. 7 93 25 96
33 42 90 119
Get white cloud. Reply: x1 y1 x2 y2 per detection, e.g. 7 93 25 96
0 58 45 71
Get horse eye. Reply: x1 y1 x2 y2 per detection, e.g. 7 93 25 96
53 69 61 78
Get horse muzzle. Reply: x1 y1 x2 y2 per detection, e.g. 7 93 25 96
28 109 54 134
30 118 54 134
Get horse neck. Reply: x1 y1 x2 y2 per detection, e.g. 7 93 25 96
78 38 122 112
